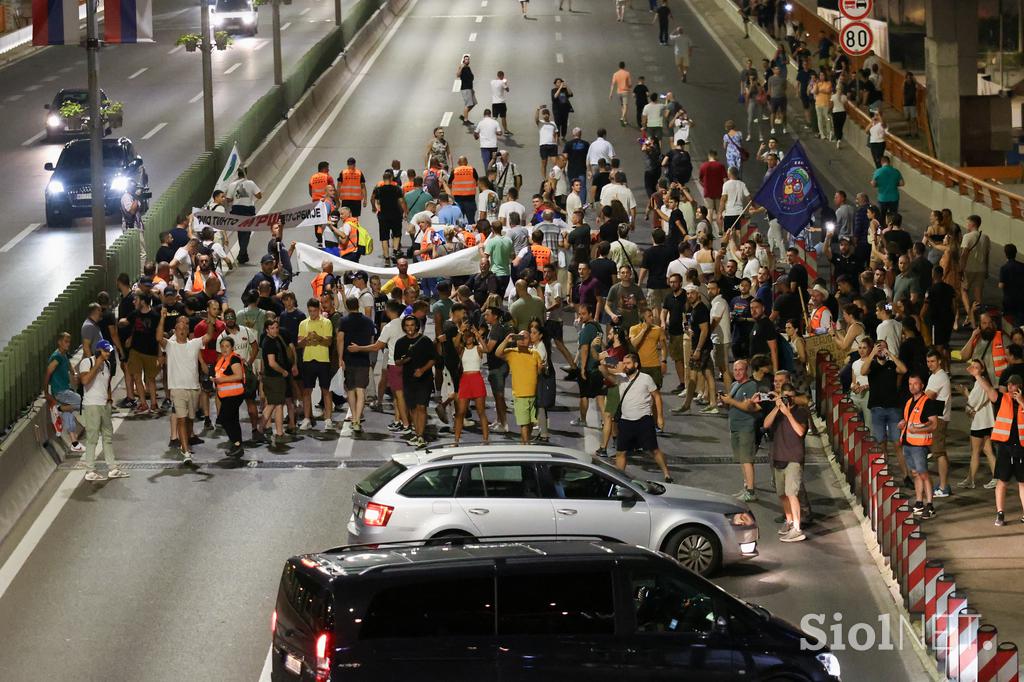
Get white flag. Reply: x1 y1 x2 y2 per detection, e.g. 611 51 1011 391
215 143 241 193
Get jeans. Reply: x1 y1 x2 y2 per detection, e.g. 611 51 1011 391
54 389 81 435
870 406 901 443
82 404 115 470
869 141 886 168
481 147 497 169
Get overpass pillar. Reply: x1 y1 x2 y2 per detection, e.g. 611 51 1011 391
924 0 978 166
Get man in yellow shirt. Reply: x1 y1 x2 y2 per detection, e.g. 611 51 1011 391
813 77 834 141
630 307 668 427
297 297 336 431
498 330 543 444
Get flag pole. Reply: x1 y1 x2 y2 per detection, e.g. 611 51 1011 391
86 0 105 267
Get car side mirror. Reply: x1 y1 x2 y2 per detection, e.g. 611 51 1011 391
131 156 143 169
44 103 50 110
44 162 54 171
713 615 729 634
613 485 638 506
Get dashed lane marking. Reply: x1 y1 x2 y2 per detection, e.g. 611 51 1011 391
20 131 45 147
168 44 184 55
440 111 453 127
224 62 242 74
469 32 477 41
0 223 41 252
128 67 148 79
141 122 168 140
189 91 204 103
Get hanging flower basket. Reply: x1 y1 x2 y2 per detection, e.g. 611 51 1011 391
103 101 124 128
177 33 202 51
214 31 233 50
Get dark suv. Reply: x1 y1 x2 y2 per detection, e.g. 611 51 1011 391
43 137 147 227
270 538 841 681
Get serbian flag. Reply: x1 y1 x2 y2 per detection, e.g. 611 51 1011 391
753 141 827 238
32 0 80 46
104 0 154 43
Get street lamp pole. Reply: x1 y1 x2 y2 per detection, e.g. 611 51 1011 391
335 0 341 26
86 0 106 266
272 0 282 85
200 0 216 151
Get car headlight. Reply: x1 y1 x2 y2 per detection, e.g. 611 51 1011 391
46 181 65 195
46 114 62 128
817 652 841 679
728 512 756 527
110 176 129 192
243 14 255 24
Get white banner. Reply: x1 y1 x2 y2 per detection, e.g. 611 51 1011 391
294 241 483 279
192 202 327 232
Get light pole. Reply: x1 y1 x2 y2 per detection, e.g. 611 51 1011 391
272 0 282 85
200 0 216 151
86 0 106 266
335 0 341 26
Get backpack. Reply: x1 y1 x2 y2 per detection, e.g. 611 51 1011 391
198 241 222 270
356 223 374 255
512 247 537 279
423 169 442 198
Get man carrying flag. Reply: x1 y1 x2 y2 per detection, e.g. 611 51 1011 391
752 142 827 243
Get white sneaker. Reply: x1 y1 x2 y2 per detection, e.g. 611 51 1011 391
323 419 336 430
69 441 85 453
495 423 508 433
299 418 313 430
984 479 998 489
107 468 130 479
745 133 751 141
85 471 107 482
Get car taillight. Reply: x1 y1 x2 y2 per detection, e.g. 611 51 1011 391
363 502 394 527
271 609 277 635
315 632 331 681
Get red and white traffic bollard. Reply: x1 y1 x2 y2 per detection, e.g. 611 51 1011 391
903 528 927 613
869 460 888 531
924 560 945 642
957 607 981 682
945 591 968 677
878 484 901 557
933 575 956 655
891 505 915 584
979 642 1019 682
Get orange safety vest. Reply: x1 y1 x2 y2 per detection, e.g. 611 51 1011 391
215 353 245 399
387 274 418 291
991 392 1024 443
450 165 477 197
991 331 1008 379
402 180 415 194
809 305 829 331
417 230 435 260
190 270 207 294
311 271 333 297
530 244 553 269
376 179 398 187
901 395 933 447
338 168 364 201
309 172 333 202
338 220 359 256
460 230 478 247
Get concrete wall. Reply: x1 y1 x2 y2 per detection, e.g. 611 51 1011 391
0 401 61 544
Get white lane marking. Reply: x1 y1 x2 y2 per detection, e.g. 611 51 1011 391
452 79 461 92
224 62 242 74
5 94 23 102
554 14 561 22
475 14 482 22
58 66 74 73
258 647 273 682
260 0 418 211
555 31 562 40
299 6 310 14
21 131 45 147
440 111 453 127
41 75 58 82
0 469 86 602
468 32 477 41
189 91 204 103
168 44 184 55
280 21 291 31
0 223 41 252
141 122 168 140
24 84 41 91
481 0 487 5
253 39 269 50
682 0 741 70
170 7 189 16
128 67 148 80
556 52 564 63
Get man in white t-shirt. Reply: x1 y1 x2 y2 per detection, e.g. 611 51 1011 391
78 340 127 482
158 308 216 464
226 169 262 264
535 106 560 179
598 171 638 224
670 26 693 81
924 350 952 498
498 188 526 227
719 166 751 232
586 128 616 172
707 280 733 395
476 177 499 222
665 241 699 282
473 109 503 169
489 70 511 133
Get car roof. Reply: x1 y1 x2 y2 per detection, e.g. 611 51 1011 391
391 444 591 468
305 538 660 576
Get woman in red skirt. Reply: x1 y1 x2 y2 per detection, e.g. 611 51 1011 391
455 324 490 445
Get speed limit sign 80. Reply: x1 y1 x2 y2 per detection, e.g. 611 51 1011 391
839 21 873 57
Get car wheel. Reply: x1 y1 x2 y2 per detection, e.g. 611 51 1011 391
426 531 474 547
664 525 721 576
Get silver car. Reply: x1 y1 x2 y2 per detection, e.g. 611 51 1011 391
346 446 759 576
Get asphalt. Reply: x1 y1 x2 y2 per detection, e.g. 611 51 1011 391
0 0 340 346
0 0 989 679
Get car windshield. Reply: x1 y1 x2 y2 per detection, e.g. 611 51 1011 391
56 143 123 169
58 92 89 106
356 460 407 496
215 0 251 11
588 458 664 495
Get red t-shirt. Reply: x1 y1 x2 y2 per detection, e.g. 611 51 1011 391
193 319 226 365
699 160 727 199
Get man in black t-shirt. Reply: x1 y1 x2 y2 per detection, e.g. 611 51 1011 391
435 304 467 426
748 298 779 372
717 259 741 304
394 316 436 447
563 130 590 191
591 159 612 204
922 265 956 358
661 274 688 393
861 339 909 483
770 276 802 333
124 294 161 413
640 229 676 315
977 369 1024 526
155 231 177 266
675 285 715 414
338 297 377 432
371 170 406 266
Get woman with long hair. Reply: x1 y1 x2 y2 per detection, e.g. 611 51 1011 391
528 319 554 443
596 326 632 458
956 359 998 489
453 323 490 445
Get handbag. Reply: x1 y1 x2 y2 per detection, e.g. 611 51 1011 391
536 363 557 409
727 134 750 162
613 373 641 422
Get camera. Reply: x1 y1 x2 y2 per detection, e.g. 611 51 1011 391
135 185 152 201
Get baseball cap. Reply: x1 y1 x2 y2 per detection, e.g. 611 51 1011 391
95 339 114 355
684 284 699 294
260 254 276 264
352 271 368 281
775 275 789 286
163 287 178 296
138 276 153 287
839 235 851 243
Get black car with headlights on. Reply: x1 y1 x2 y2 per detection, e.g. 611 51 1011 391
44 88 111 142
44 137 148 227
269 537 841 681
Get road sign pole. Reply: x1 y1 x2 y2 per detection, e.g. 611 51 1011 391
86 0 106 267
272 0 283 85
200 0 216 152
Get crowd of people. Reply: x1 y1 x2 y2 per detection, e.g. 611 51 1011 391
39 1 1024 538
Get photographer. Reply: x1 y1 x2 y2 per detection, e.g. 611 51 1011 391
120 180 144 231
764 383 809 542
861 337 911 486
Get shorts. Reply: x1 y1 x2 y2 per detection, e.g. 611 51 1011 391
170 388 199 419
344 365 370 391
488 363 509 395
772 461 803 497
604 385 621 416
668 334 686 362
870 407 901 442
712 343 729 374
386 364 404 392
540 144 559 160
964 270 985 294
970 427 993 438
675 54 689 69
262 375 287 405
492 102 507 118
514 396 537 426
903 105 917 119
723 214 743 232
703 196 721 213
461 89 477 108
647 288 667 310
903 444 929 474
930 320 952 347
544 318 564 342
617 93 630 107
640 366 663 389
459 371 487 400
770 96 786 112
995 444 1024 482
578 370 606 399
930 419 948 456
730 430 756 464
341 199 362 218
617 415 659 453
127 350 158 383
692 345 713 372
404 379 432 407
378 219 402 241
302 360 332 390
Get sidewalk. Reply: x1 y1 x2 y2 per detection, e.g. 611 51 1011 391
683 0 1024 651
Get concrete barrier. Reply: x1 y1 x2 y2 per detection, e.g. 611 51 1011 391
0 401 60 544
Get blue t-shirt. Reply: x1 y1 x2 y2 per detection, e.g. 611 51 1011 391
437 204 465 226
728 379 758 432
872 166 902 203
48 350 71 394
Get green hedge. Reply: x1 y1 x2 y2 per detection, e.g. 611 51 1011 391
1 0 390 436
